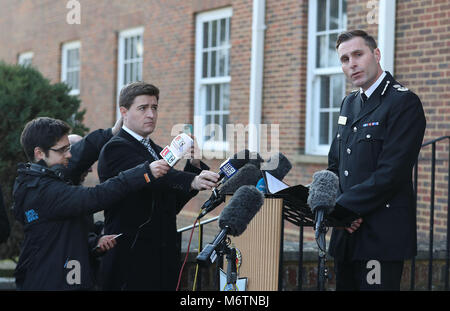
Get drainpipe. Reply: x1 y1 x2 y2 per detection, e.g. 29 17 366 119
248 0 266 153
378 0 396 75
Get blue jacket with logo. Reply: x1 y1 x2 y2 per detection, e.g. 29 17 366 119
13 129 153 290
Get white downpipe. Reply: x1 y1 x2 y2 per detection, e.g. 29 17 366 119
378 0 396 75
248 0 266 152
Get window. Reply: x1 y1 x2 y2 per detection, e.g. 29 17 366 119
18 51 34 67
306 0 347 155
195 8 232 152
61 41 81 95
117 27 144 118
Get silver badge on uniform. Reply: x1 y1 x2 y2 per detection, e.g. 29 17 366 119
338 116 347 125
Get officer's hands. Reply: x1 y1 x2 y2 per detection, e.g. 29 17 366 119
345 218 363 234
96 235 118 253
150 159 171 178
191 170 220 191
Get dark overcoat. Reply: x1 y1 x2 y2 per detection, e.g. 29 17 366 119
97 129 207 290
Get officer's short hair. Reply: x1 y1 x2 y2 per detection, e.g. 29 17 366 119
119 82 159 109
21 117 71 162
335 30 378 51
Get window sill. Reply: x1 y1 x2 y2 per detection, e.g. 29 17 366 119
291 154 328 165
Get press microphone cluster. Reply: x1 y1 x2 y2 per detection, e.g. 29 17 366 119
307 170 339 235
196 149 263 220
196 185 264 266
197 163 262 220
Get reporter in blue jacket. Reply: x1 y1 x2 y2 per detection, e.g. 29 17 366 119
13 117 170 290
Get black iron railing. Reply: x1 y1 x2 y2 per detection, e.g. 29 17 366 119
411 135 450 291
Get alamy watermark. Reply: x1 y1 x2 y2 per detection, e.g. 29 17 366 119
366 0 378 25
171 121 280 170
66 0 81 25
366 259 381 285
65 259 81 285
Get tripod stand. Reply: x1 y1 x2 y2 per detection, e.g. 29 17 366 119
213 236 239 291
315 220 330 291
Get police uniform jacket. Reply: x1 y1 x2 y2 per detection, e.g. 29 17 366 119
97 129 208 290
328 71 426 262
13 129 153 290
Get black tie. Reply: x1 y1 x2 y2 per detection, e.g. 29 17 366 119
361 92 368 102
140 138 160 161
359 92 368 114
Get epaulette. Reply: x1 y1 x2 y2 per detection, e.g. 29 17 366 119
392 83 409 92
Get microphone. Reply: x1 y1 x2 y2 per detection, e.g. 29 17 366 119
196 185 264 266
197 164 262 220
160 133 193 167
257 152 292 192
256 178 267 193
216 149 263 183
260 152 292 180
219 150 264 183
196 150 259 220
307 170 339 235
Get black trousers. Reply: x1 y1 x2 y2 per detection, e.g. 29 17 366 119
334 260 404 291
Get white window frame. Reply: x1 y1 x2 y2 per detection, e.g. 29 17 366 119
61 41 81 96
18 51 34 67
194 7 232 152
116 27 144 119
306 0 347 155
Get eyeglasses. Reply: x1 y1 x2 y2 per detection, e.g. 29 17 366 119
49 144 71 154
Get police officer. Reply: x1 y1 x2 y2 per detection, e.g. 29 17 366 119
13 117 170 290
327 30 426 290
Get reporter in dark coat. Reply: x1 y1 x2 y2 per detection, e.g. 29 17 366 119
97 82 219 290
327 30 426 290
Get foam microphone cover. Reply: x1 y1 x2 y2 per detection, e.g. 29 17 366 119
218 185 264 236
261 152 292 180
219 163 262 195
307 170 339 213
231 149 264 169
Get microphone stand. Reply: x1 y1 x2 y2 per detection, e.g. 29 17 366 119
213 235 238 291
224 246 238 291
315 220 329 291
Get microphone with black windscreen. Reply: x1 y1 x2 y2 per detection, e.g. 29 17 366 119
197 163 262 220
307 170 339 236
200 149 262 203
196 185 264 266
219 149 264 184
261 152 292 180
257 152 292 193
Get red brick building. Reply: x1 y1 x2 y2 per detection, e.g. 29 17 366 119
0 0 448 244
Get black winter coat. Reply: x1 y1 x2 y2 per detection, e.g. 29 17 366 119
97 129 207 290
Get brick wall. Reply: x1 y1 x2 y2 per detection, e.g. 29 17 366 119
0 0 448 246
395 0 450 243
